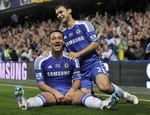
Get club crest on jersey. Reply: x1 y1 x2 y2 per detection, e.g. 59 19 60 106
64 63 69 68
76 29 81 35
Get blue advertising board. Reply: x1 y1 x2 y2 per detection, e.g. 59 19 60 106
0 0 32 10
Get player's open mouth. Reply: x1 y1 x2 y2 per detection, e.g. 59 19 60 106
55 44 61 48
59 16 65 22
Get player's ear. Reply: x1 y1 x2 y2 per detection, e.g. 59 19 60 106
68 8 72 14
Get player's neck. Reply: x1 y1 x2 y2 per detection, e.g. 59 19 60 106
66 17 76 28
52 51 63 59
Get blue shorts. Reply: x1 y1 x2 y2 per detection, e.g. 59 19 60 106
80 60 109 90
49 85 70 95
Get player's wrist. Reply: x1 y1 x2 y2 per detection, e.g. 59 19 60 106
70 87 76 92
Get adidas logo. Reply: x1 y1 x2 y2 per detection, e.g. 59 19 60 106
64 36 67 39
48 65 53 69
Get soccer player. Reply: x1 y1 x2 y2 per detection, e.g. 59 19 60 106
15 30 121 110
55 3 139 104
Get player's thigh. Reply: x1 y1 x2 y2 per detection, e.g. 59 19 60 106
81 88 91 94
72 91 85 105
96 74 111 89
96 74 114 94
41 92 57 105
80 71 93 93
91 61 111 89
80 80 92 93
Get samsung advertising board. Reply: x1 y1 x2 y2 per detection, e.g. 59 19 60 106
0 62 27 80
0 0 32 10
0 62 109 81
0 61 149 88
0 0 51 10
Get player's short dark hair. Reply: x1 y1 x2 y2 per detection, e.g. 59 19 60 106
55 3 71 10
49 30 64 40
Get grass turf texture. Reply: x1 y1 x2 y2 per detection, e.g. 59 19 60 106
0 79 150 115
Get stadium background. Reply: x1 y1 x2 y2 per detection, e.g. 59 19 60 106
0 0 149 88
0 0 149 26
0 0 150 115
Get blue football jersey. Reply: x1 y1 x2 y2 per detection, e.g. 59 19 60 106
63 21 100 71
34 51 81 94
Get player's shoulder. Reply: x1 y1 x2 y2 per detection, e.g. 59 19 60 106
35 55 45 63
61 28 66 32
63 52 79 62
76 20 92 26
34 53 52 68
62 51 72 59
76 20 94 32
62 51 69 59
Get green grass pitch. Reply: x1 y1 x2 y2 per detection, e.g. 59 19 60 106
0 79 150 115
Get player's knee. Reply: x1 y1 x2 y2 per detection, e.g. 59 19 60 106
81 88 92 94
41 92 50 97
40 92 56 105
99 85 112 93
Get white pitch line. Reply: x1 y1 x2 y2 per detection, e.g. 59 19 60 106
0 83 38 89
1 83 150 102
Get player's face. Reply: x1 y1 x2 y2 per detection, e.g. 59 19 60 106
50 32 64 52
55 6 71 23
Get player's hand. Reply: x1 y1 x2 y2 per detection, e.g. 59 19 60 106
53 90 65 103
67 52 79 60
64 88 76 104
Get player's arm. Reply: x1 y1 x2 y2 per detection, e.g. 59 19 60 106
64 59 81 103
70 79 81 91
64 79 80 104
37 82 60 94
77 42 98 57
37 82 64 100
77 21 99 56
67 41 98 60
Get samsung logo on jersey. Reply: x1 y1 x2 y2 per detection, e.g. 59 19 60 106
47 71 70 77
65 36 84 46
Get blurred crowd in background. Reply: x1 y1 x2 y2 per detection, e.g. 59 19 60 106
0 1 150 62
